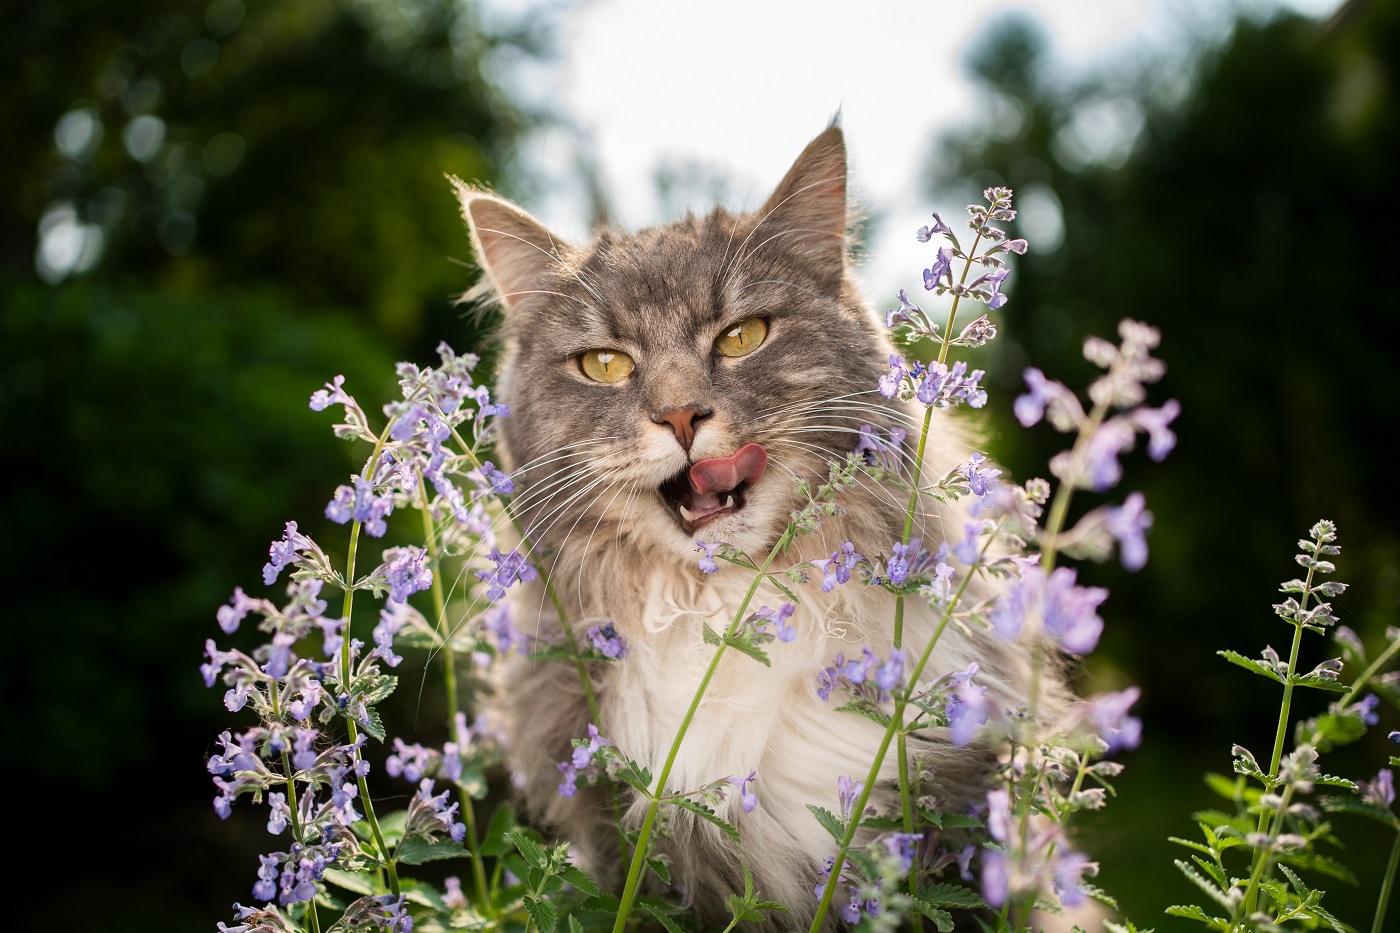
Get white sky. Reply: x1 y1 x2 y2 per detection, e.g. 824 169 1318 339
481 0 1344 297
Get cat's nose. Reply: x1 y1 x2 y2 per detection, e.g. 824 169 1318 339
653 406 712 452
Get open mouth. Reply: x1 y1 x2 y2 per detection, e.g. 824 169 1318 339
658 443 768 532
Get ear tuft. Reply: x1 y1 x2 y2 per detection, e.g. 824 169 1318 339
754 126 849 268
450 176 568 312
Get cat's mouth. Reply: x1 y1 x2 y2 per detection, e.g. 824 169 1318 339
658 443 768 533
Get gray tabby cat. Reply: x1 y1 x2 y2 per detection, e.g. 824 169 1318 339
453 124 1056 930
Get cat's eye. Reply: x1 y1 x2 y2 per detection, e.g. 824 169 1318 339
714 317 769 357
579 349 634 383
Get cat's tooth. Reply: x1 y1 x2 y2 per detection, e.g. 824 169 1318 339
678 504 696 522
724 494 735 510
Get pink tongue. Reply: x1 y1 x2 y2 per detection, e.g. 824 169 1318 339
688 443 768 501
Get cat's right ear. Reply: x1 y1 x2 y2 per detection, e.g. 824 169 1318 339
450 178 568 313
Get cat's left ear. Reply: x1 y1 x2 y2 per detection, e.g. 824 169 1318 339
450 178 569 313
755 124 848 272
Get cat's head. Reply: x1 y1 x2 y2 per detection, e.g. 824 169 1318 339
454 125 906 562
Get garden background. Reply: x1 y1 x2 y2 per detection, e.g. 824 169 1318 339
3 0 1397 930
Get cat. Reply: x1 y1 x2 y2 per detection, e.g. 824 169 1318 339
451 122 1063 930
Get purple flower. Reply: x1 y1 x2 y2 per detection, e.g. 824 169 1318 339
879 355 908 399
888 538 920 585
217 587 260 634
1043 567 1107 653
475 461 515 495
484 604 530 655
814 542 861 592
695 540 720 574
924 247 954 290
475 547 537 600
853 424 906 472
1390 731 1399 744
1014 368 1083 430
371 601 411 667
882 832 923 875
946 663 989 746
1085 686 1143 752
965 452 1000 497
1133 399 1180 461
837 775 863 820
981 850 1009 908
262 522 312 586
875 648 906 692
915 212 952 242
756 603 797 642
1104 491 1153 571
586 622 627 658
979 267 1011 310
1052 849 1094 908
1361 769 1394 808
309 374 351 412
383 546 433 603
994 566 1106 655
1357 694 1380 726
1077 416 1137 491
728 771 759 813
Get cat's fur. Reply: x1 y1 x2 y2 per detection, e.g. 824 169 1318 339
453 124 1062 930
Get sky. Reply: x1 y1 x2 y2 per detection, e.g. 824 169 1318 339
480 0 1345 297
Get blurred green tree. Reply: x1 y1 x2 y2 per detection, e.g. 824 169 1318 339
1 1 540 928
922 1 1398 926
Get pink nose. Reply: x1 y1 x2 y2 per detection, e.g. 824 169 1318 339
653 406 711 451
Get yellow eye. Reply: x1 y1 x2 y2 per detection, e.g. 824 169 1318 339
579 349 634 383
714 317 768 357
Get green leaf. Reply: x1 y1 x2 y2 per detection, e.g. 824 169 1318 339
359 706 387 742
1173 859 1236 910
1311 772 1358 789
638 899 686 933
909 900 955 931
725 895 764 923
615 759 653 793
579 894 623 914
397 836 470 865
702 624 723 646
524 895 558 933
322 867 377 896
360 673 399 706
1168 836 1217 858
1217 650 1283 683
917 882 989 910
567 915 585 933
1165 904 1231 931
647 857 672 885
834 700 894 728
725 636 772 667
1290 674 1349 693
398 877 447 909
1189 855 1226 889
559 865 601 897
505 830 550 870
1319 794 1400 827
481 802 519 856
806 804 846 840
671 796 741 841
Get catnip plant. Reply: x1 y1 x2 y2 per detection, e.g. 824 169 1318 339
202 187 1398 933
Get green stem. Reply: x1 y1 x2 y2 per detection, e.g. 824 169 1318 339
333 427 401 896
807 532 995 933
610 529 794 933
1373 824 1400 933
416 487 492 913
1241 544 1321 921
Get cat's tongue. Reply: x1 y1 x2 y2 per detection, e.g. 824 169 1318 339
687 444 767 511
